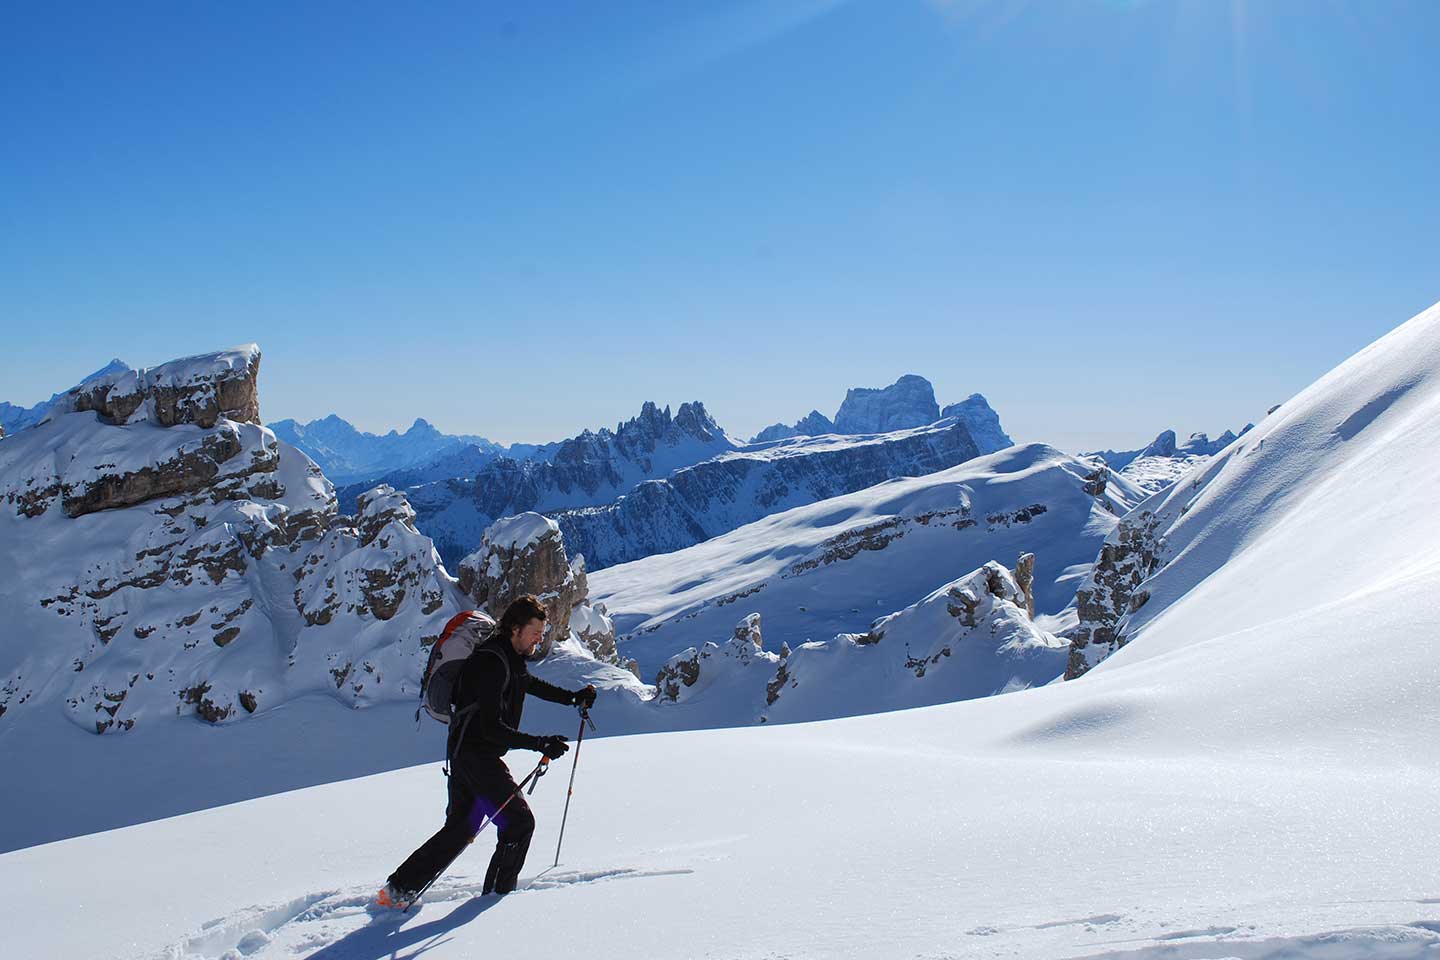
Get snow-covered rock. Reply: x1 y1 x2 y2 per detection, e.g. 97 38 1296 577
457 512 582 660
46 344 262 430
833 373 940 434
649 557 1066 725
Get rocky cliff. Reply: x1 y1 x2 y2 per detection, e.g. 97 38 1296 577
555 418 984 569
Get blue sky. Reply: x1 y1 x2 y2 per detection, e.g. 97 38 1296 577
3 0 1437 451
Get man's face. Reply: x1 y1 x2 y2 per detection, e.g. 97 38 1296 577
511 617 546 657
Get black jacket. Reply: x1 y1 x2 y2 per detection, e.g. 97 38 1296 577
447 635 577 758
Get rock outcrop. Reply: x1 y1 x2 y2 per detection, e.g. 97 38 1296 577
458 513 584 660
52 345 262 430
1064 510 1167 678
456 511 624 667
649 557 1067 724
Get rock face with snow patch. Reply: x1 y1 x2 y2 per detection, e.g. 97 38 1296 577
833 374 940 434
1063 509 1167 678
56 345 262 430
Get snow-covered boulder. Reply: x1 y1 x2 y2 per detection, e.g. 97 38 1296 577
456 511 624 665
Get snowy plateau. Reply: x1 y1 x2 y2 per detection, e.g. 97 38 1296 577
3 303 1440 959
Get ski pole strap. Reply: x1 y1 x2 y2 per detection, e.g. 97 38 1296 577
527 756 549 796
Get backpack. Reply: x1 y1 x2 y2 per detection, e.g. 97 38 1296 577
419 609 501 724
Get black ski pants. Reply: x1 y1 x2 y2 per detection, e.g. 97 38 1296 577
389 748 536 896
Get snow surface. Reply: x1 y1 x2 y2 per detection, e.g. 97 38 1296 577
5 561 1438 959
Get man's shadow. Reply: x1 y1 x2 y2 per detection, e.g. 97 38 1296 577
303 895 505 960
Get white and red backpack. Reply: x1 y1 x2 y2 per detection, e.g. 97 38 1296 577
418 609 501 724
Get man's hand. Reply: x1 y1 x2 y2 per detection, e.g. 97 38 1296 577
574 684 597 710
537 734 569 760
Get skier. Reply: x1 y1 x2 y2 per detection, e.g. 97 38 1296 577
375 594 598 908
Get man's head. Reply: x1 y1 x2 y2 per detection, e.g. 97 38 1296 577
498 594 547 657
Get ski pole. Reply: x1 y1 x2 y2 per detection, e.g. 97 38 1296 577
552 705 595 868
404 756 550 913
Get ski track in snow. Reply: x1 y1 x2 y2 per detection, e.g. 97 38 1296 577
158 867 695 960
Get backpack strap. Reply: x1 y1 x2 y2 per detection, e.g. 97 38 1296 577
444 644 512 775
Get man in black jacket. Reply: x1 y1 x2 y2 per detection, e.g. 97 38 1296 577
378 594 597 907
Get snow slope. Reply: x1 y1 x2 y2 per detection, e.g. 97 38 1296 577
5 560 1438 959
593 442 1144 677
9 301 1440 959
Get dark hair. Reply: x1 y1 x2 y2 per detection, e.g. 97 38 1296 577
498 594 547 639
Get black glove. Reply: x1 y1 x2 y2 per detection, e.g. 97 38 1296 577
536 734 569 759
573 684 597 710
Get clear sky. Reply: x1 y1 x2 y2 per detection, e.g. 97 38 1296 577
3 0 1437 452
